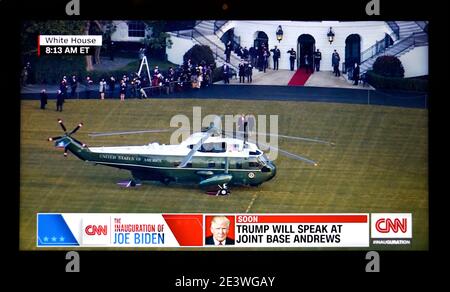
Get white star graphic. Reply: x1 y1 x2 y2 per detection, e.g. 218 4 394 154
44 236 49 242
52 236 57 242
59 236 65 242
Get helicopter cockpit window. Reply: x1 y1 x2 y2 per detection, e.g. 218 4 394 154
198 142 226 153
249 150 262 156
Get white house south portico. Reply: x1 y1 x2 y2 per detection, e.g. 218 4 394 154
166 20 428 80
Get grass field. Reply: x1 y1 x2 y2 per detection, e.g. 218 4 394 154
20 98 428 250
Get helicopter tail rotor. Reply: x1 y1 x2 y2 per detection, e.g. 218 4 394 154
68 123 83 136
58 118 67 132
48 119 87 156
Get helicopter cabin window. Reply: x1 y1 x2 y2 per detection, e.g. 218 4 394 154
235 162 242 169
173 161 181 167
198 142 226 153
186 162 192 168
248 162 260 168
208 161 216 168
249 150 262 156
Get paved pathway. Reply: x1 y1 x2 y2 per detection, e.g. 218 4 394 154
93 57 136 71
306 71 374 90
216 69 296 86
216 68 374 90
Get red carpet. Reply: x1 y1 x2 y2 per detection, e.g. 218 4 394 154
288 68 312 86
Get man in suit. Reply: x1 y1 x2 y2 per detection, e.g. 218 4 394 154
205 216 235 246
353 62 360 85
222 64 230 84
40 89 48 110
270 46 281 70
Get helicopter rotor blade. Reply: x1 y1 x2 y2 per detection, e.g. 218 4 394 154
88 129 172 137
178 129 214 168
234 130 334 146
248 138 318 166
48 136 62 141
58 119 67 133
68 123 83 136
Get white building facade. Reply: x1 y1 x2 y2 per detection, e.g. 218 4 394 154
166 20 428 77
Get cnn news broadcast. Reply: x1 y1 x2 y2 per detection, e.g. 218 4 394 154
21 17 427 251
13 0 434 278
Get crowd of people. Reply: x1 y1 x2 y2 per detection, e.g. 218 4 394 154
34 42 364 112
38 59 216 110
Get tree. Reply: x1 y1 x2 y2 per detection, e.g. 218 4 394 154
84 21 116 71
21 20 85 56
142 21 173 59
183 45 215 66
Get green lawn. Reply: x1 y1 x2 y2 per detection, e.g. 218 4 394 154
20 99 428 250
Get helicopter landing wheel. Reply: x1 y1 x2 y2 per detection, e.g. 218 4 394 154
216 183 230 196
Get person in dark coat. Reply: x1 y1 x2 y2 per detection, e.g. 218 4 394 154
287 48 296 71
245 61 253 83
222 64 230 84
314 49 322 71
70 75 78 98
332 50 340 76
353 63 360 85
40 89 48 109
238 61 245 83
205 216 235 246
270 46 281 70
225 41 232 63
56 90 64 112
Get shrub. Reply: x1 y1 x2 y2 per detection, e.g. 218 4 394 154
366 70 428 92
183 44 215 66
372 55 405 78
31 55 86 84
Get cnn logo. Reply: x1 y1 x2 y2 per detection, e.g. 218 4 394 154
82 216 110 245
85 225 108 235
371 214 412 238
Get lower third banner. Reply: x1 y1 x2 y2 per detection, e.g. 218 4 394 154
37 213 369 247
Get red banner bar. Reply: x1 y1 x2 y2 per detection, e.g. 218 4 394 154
236 215 367 224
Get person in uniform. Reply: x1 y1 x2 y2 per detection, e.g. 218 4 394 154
314 49 322 71
287 48 296 71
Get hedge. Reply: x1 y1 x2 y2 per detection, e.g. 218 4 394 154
27 55 175 84
366 70 428 92
32 55 86 84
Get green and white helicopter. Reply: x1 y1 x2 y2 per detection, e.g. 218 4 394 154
48 117 334 195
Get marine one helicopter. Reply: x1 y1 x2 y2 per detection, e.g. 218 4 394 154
48 117 334 195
